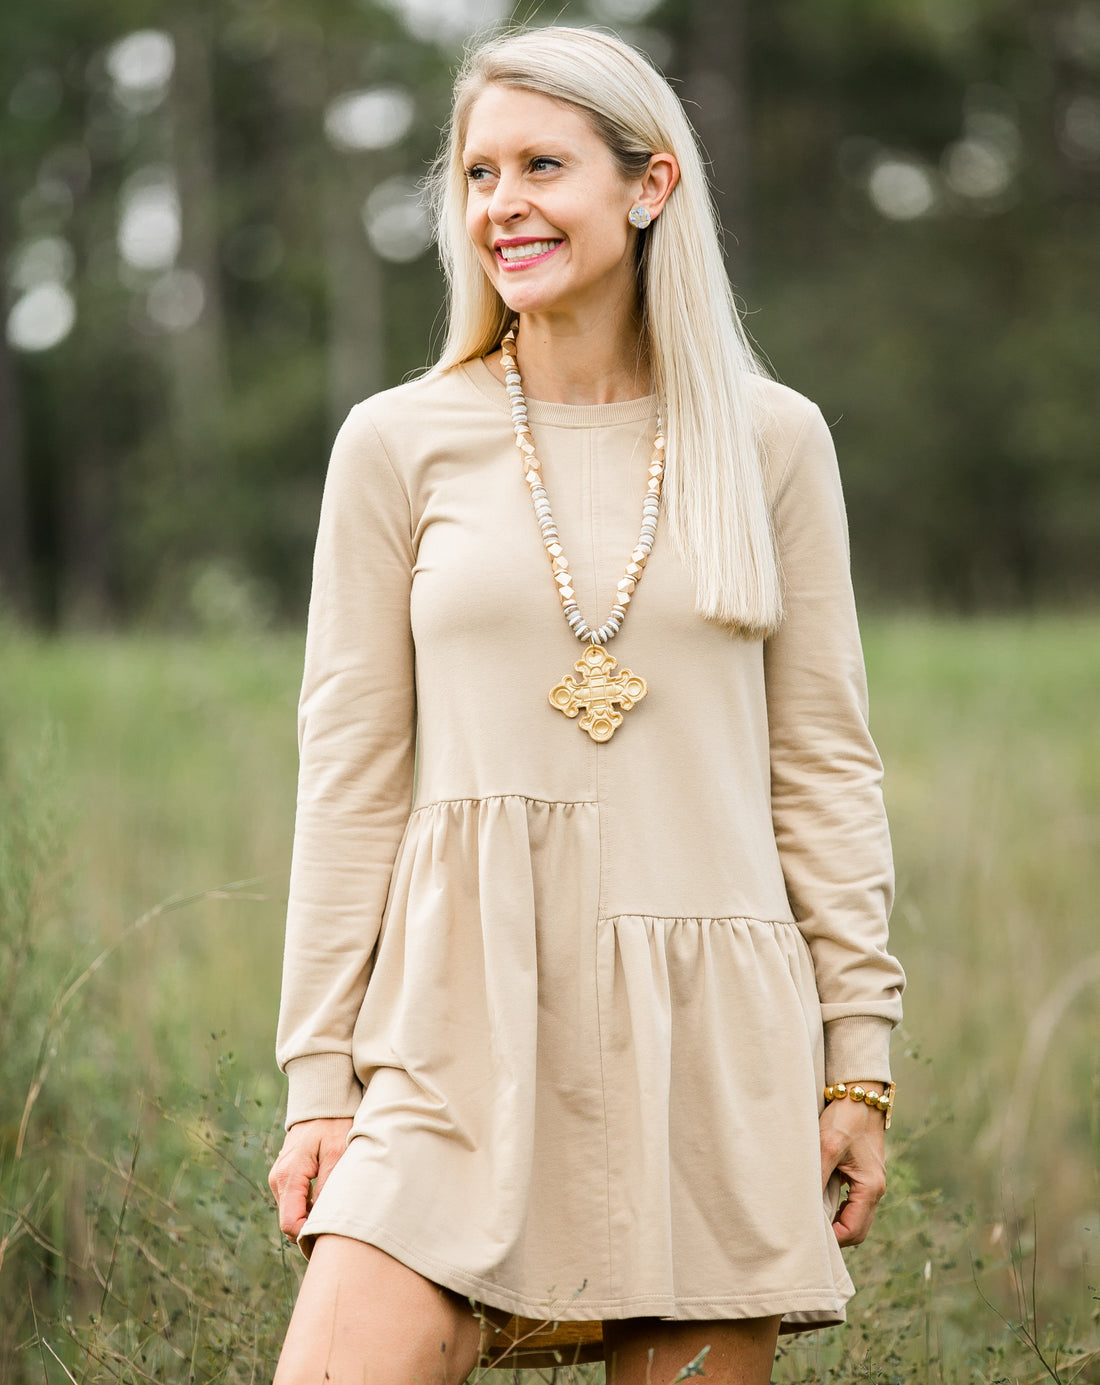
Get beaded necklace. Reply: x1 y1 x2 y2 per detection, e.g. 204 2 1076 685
499 324 664 742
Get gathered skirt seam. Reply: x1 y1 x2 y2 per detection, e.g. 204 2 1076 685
600 912 799 927
410 793 597 811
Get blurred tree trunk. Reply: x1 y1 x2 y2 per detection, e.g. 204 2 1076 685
0 292 33 619
322 37 384 429
167 13 228 494
681 0 752 278
59 137 115 629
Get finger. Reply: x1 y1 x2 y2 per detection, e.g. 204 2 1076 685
312 1144 345 1204
832 1189 877 1246
832 1162 886 1245
277 1163 314 1239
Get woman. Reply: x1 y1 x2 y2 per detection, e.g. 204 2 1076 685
268 25 905 1385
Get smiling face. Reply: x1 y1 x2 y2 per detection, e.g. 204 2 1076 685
461 84 644 326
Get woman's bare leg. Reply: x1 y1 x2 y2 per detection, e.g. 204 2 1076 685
273 1235 483 1385
603 1315 781 1385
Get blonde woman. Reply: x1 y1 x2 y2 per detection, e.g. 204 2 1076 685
268 25 904 1385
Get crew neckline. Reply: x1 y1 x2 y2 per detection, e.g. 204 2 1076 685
462 355 658 429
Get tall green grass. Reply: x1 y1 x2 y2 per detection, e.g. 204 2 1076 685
1 618 1097 1382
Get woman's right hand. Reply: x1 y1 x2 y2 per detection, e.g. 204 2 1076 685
268 1117 354 1240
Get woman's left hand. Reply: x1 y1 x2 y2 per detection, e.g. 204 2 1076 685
819 1087 887 1247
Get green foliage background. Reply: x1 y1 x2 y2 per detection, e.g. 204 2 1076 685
2 0 1098 628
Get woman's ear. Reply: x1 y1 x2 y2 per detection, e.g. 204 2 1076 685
635 152 680 224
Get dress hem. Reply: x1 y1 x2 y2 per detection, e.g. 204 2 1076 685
298 1218 851 1332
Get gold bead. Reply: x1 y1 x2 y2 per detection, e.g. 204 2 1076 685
851 1086 866 1103
834 1083 847 1098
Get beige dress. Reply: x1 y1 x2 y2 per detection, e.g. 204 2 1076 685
275 356 905 1343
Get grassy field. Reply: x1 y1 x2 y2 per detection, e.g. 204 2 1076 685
1 616 1098 1382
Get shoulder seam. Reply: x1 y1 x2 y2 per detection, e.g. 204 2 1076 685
347 403 414 551
771 397 824 507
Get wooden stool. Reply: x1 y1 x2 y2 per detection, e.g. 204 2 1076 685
479 1313 604 1368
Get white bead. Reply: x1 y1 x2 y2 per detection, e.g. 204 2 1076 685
502 336 667 648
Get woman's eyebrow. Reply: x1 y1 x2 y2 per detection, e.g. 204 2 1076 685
462 140 578 164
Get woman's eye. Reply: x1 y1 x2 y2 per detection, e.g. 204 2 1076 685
465 166 491 183
531 157 561 173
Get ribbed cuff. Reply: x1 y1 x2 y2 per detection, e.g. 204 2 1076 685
284 1053 363 1129
823 1016 894 1085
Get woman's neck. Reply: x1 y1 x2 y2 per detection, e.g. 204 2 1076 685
486 306 653 405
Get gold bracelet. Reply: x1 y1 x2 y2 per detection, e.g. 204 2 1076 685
823 1080 896 1130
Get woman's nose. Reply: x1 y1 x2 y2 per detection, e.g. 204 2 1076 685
488 174 527 225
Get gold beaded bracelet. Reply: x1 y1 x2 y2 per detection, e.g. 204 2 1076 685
823 1081 896 1130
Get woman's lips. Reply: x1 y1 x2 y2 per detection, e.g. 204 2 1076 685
494 239 563 270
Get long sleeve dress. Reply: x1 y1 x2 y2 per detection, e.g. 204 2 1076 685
274 354 905 1343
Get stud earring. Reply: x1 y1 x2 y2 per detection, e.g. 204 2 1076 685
628 204 652 229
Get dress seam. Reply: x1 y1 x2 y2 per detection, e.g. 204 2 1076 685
600 912 800 926
408 793 596 810
304 1217 846 1320
301 1219 846 1319
594 801 614 1297
351 406 414 551
767 392 818 512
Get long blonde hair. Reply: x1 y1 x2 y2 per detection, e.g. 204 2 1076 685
428 26 782 636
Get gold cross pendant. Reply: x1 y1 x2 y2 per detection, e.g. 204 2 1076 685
549 645 648 742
